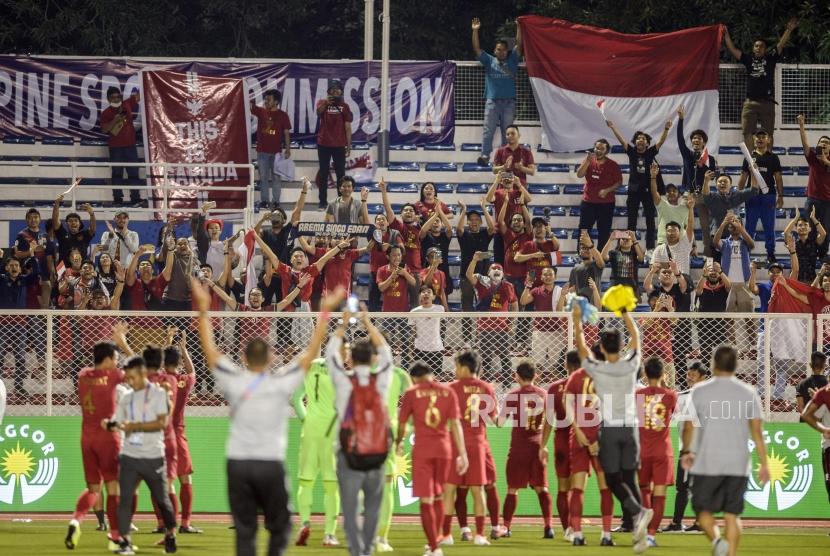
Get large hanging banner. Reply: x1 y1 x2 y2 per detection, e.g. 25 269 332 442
0 57 455 145
141 70 250 211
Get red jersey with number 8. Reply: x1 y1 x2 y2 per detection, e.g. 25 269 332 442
449 377 496 439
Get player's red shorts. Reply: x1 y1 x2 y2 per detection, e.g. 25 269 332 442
163 435 178 480
81 431 121 483
447 440 488 486
506 446 547 489
638 456 674 487
554 429 571 479
412 455 450 498
484 444 496 484
569 433 602 476
175 429 193 477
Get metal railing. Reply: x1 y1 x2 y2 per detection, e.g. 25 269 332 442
0 310 812 422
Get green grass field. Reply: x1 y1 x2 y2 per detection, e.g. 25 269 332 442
1 519 829 555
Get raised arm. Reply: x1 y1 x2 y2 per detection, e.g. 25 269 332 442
297 235 317 255
655 119 672 150
418 211 441 239
605 120 628 150
360 186 370 225
736 218 755 249
298 288 347 372
713 215 729 247
780 278 809 305
811 206 828 245
644 263 658 294
456 199 468 237
777 18 798 54
109 262 126 311
497 192 509 235
786 235 799 278
125 244 150 287
600 235 615 263
51 194 64 233
480 196 496 233
571 303 590 360
723 27 742 60
576 153 592 179
685 194 696 241
748 260 759 295
276 274 311 311
206 279 238 310
471 17 482 57
290 177 310 225
112 321 135 358
465 252 482 286
485 174 500 204
254 230 280 270
379 178 395 222
649 162 662 206
622 310 640 352
253 210 272 235
160 245 174 282
797 114 810 154
313 240 349 272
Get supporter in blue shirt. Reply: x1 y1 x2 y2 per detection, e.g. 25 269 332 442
472 17 521 167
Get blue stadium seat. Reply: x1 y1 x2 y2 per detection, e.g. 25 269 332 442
79 138 108 146
300 140 316 149
795 166 809 176
0 155 34 161
386 182 418 193
559 256 577 267
537 144 553 153
448 302 462 312
434 183 455 194
660 166 682 175
451 277 461 290
289 140 300 149
771 146 786 156
787 147 804 156
780 167 794 176
390 144 417 151
366 204 385 215
36 178 67 185
424 144 456 151
425 162 457 172
722 166 743 175
388 161 419 171
39 156 71 162
613 206 628 217
81 178 108 185
776 208 796 219
352 141 370 150
783 187 807 197
356 274 372 287
618 165 630 174
461 143 482 152
356 253 370 264
633 304 652 312
571 229 598 239
447 255 461 266
693 229 703 240
532 206 566 217
4 135 36 144
0 177 30 185
610 145 625 154
41 136 73 146
358 182 380 192
753 231 785 242
461 162 491 172
456 183 488 194
536 163 570 172
718 146 743 155
563 184 582 195
617 185 628 195
75 156 109 162
569 206 581 217
551 228 570 239
527 183 559 195
690 256 705 269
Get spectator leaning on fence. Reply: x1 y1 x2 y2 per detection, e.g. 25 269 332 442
100 86 142 206
520 266 566 374
784 208 826 285
471 17 521 167
798 115 830 258
695 261 731 365
723 18 798 149
315 79 353 210
738 129 784 262
250 88 292 210
576 138 623 251
409 285 446 379
607 119 672 255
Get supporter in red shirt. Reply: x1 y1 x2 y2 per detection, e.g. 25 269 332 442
100 87 141 206
514 217 561 289
497 362 552 537
799 115 830 258
298 236 373 296
576 139 624 251
315 79 353 209
465 252 517 386
380 178 425 271
377 245 417 368
396 361 468 555
419 247 449 311
364 212 403 312
497 197 532 355
519 266 566 372
485 173 531 265
125 245 172 311
250 89 292 209
414 182 451 221
636 357 678 542
492 125 536 185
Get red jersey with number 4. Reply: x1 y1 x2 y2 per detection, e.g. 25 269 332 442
78 367 125 434
449 377 497 440
636 386 678 459
564 369 601 443
173 373 196 430
148 372 178 439
502 384 547 449
399 381 460 459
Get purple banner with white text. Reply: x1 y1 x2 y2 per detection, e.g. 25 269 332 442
0 57 455 145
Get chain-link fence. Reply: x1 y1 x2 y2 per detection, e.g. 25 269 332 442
0 310 811 422
455 61 830 127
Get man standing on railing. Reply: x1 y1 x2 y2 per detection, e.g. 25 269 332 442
251 89 292 210
472 17 521 167
100 86 142 207
723 18 798 149
576 139 623 252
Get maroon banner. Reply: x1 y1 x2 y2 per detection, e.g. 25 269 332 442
141 70 250 212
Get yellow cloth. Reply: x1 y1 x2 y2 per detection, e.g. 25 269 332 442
602 284 638 316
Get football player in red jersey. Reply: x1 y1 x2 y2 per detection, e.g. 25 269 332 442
443 350 498 545
397 361 468 556
563 345 615 546
65 329 126 550
540 350 582 540
163 328 202 534
498 361 553 538
636 357 678 548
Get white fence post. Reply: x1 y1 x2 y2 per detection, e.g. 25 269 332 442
45 312 54 417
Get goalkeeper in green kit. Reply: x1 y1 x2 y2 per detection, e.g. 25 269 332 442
375 363 413 552
292 357 341 547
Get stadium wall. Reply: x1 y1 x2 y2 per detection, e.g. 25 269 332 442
1 417 827 519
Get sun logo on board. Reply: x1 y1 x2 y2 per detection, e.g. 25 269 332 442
1 443 35 479
0 423 60 505
745 430 812 512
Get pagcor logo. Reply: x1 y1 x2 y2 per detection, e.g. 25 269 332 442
0 423 59 505
745 429 812 511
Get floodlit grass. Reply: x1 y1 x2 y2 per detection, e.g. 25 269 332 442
0 519 828 555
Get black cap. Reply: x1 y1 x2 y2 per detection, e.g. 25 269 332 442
822 255 830 265
767 261 783 271
328 79 343 92
754 129 770 136
531 216 547 227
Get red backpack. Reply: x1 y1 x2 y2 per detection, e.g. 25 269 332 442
339 374 391 470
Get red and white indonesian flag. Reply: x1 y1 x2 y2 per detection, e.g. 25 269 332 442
519 17 723 162
236 229 258 305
